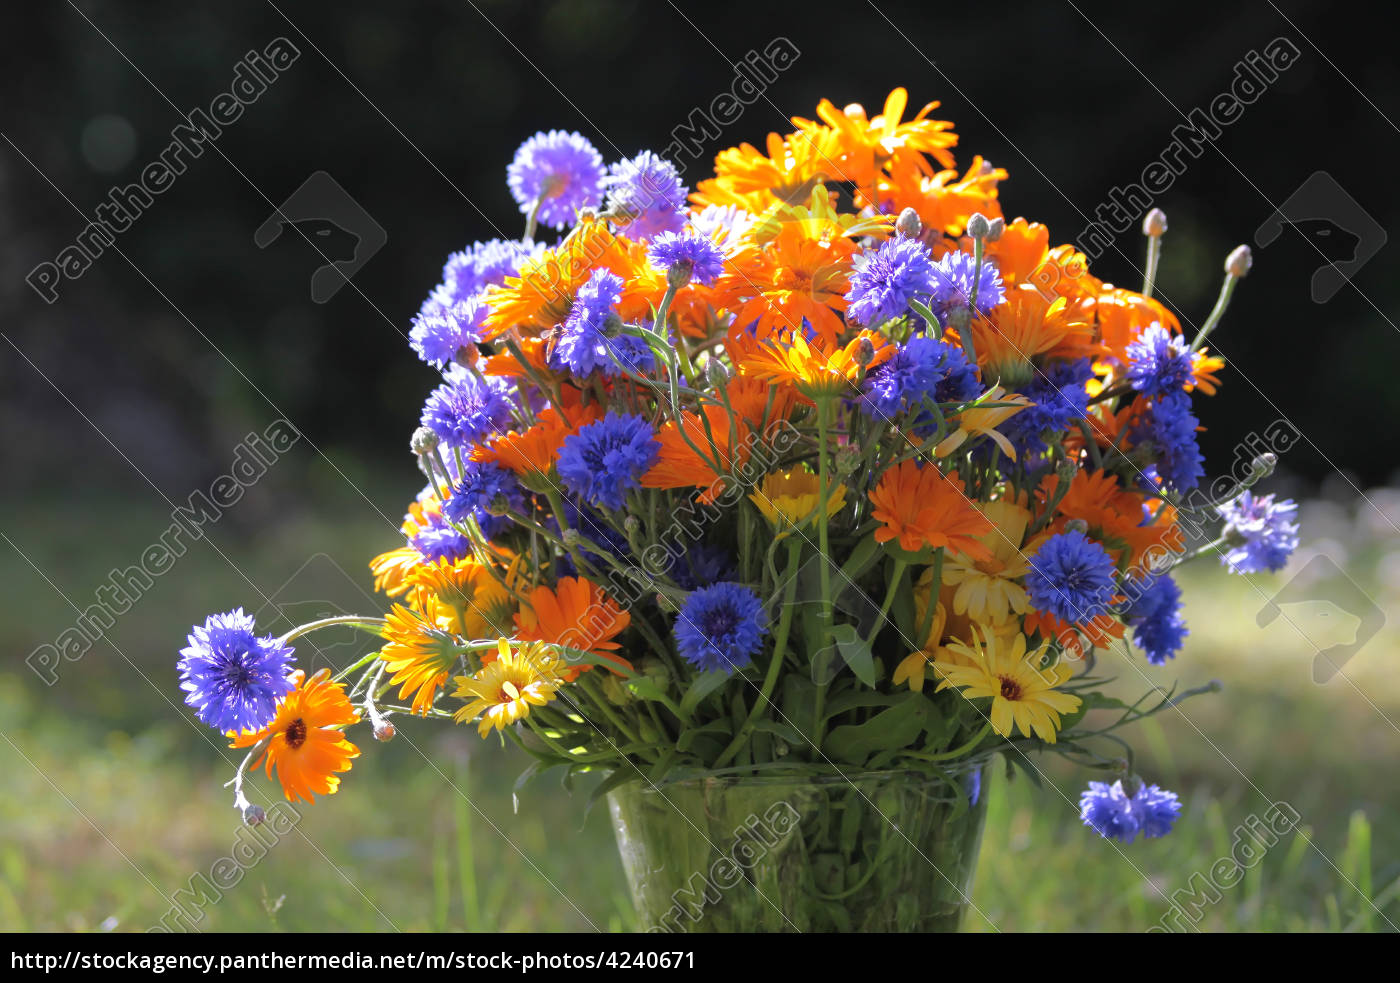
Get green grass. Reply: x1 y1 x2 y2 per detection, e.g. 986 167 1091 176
2 493 1397 932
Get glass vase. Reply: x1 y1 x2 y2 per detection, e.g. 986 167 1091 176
608 766 987 933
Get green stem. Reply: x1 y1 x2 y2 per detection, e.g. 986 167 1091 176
1191 271 1241 352
864 558 908 648
812 396 836 753
279 615 385 647
711 538 803 770
1142 232 1163 299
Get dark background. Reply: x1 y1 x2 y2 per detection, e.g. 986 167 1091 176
2 0 1396 509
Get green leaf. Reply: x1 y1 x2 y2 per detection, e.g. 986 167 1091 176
750 718 803 745
676 720 731 753
624 675 670 704
824 692 936 766
837 534 882 584
584 769 637 818
679 669 730 718
830 623 876 687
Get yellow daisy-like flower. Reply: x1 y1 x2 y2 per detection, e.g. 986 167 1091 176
940 500 1032 625
934 626 1081 743
749 466 847 533
933 386 1033 461
738 327 893 399
452 639 566 737
407 557 515 640
378 601 463 715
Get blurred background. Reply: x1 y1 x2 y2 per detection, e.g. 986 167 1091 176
2 0 1397 932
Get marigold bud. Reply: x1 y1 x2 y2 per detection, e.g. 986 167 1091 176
895 207 922 238
1143 208 1168 237
411 426 439 456
1225 244 1253 278
966 212 991 240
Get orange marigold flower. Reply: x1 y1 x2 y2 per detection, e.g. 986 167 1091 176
737 327 893 399
868 460 995 561
693 125 847 212
229 669 360 803
972 285 1096 385
800 87 958 190
476 401 604 478
643 404 753 504
514 576 631 680
481 336 551 379
481 217 634 336
1093 286 1180 365
878 155 1005 236
377 601 463 714
718 221 859 346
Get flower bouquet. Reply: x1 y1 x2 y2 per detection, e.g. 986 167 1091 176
179 88 1301 932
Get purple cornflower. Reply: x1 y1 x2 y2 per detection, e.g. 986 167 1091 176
928 250 1005 322
1026 529 1118 624
556 412 660 510
420 374 516 450
178 609 295 733
1124 573 1189 664
648 231 726 285
410 297 487 367
860 335 960 417
845 235 937 326
1126 323 1194 397
507 130 605 230
673 582 769 673
1132 391 1204 494
550 269 625 377
1217 491 1300 574
442 459 525 538
1080 780 1182 842
604 151 688 240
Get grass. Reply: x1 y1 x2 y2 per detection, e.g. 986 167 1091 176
2 491 1397 932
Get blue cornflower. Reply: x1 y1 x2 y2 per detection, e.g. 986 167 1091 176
845 235 937 326
604 151 688 240
408 499 475 564
442 460 525 538
550 269 626 377
928 250 1005 323
178 609 295 733
860 335 959 417
1002 358 1093 459
507 130 605 230
420 374 516 450
1080 780 1182 843
557 412 660 510
1126 323 1194 397
427 239 539 312
1132 391 1204 493
1217 492 1300 574
410 297 487 368
670 545 737 591
1124 573 1189 664
1026 529 1118 624
674 582 769 673
933 342 981 403
648 231 726 285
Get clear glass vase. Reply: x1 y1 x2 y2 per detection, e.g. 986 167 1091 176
608 766 987 933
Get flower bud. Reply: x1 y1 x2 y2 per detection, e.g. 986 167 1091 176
1142 208 1168 237
561 528 581 549
1065 518 1090 535
374 719 396 742
242 804 266 827
834 444 862 475
665 261 694 290
623 514 641 536
706 358 730 387
895 207 922 239
966 212 991 240
1249 452 1277 480
411 426 439 457
601 312 625 337
986 216 1005 242
1225 244 1253 278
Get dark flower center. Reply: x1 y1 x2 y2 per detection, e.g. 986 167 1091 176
285 718 307 750
998 676 1022 701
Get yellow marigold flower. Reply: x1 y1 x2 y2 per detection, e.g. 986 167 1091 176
933 385 1033 461
738 327 893 399
407 558 515 640
693 125 847 211
972 285 1094 388
934 626 1081 743
229 669 360 804
453 639 565 737
941 500 1032 624
749 465 847 533
799 87 958 189
379 601 463 715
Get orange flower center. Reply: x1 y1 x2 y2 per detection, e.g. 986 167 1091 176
774 267 812 292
